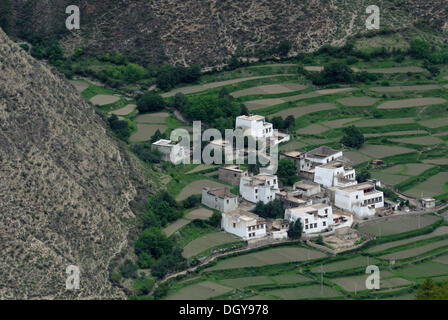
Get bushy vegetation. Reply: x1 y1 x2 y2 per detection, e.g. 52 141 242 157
180 88 247 131
287 220 302 239
253 199 284 219
131 144 162 164
108 114 131 141
137 91 166 113
340 125 365 149
416 278 448 300
278 159 299 186
156 64 201 91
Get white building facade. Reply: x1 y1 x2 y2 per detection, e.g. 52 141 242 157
201 187 238 213
314 162 357 188
221 209 267 240
305 146 343 165
240 174 280 204
334 182 384 218
152 139 189 164
235 115 274 139
285 204 334 234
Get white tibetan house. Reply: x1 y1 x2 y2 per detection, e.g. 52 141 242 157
239 174 280 204
221 209 267 240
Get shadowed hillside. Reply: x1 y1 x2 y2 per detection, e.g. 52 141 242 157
3 0 448 66
0 28 160 299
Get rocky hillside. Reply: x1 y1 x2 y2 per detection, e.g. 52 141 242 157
3 0 448 66
0 28 159 299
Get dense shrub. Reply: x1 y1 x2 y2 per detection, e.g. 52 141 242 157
340 125 365 149
108 114 131 141
137 91 166 113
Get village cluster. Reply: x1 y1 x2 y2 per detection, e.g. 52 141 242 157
152 114 436 244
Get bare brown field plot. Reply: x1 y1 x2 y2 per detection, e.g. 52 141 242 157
231 84 307 97
271 103 336 118
331 273 408 292
279 140 308 151
390 136 443 145
304 66 323 72
371 172 409 185
364 67 425 74
423 158 448 165
403 172 448 198
322 118 360 128
358 215 439 236
271 274 311 284
418 118 448 128
186 208 214 220
163 218 190 237
245 98 286 110
377 98 446 109
264 285 340 299
311 256 377 273
165 281 232 300
69 80 89 93
206 247 326 271
365 130 428 138
301 138 331 145
367 226 448 253
380 239 448 261
135 112 170 123
337 97 378 106
383 163 434 176
176 179 228 201
358 144 415 158
315 88 355 95
371 84 440 93
353 118 415 127
89 94 120 106
218 276 274 288
182 232 241 258
161 74 293 97
110 104 137 116
296 124 329 135
344 151 372 165
130 124 167 142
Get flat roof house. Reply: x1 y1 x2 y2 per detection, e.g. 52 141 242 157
305 146 343 165
201 187 238 213
314 161 357 188
221 209 267 240
152 139 189 164
334 182 384 218
285 204 334 234
218 165 249 186
236 115 290 145
240 174 280 204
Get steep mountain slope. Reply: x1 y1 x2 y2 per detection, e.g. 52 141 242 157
3 0 448 66
0 28 159 299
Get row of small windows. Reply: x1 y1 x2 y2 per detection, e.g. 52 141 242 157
364 197 383 205
248 224 264 231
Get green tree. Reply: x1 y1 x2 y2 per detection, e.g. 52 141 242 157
287 220 303 239
356 169 371 183
134 227 173 260
340 125 365 149
173 92 189 111
137 91 166 113
119 259 138 279
277 40 292 56
208 211 222 228
277 159 299 186
409 39 430 59
416 278 448 300
108 114 131 141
